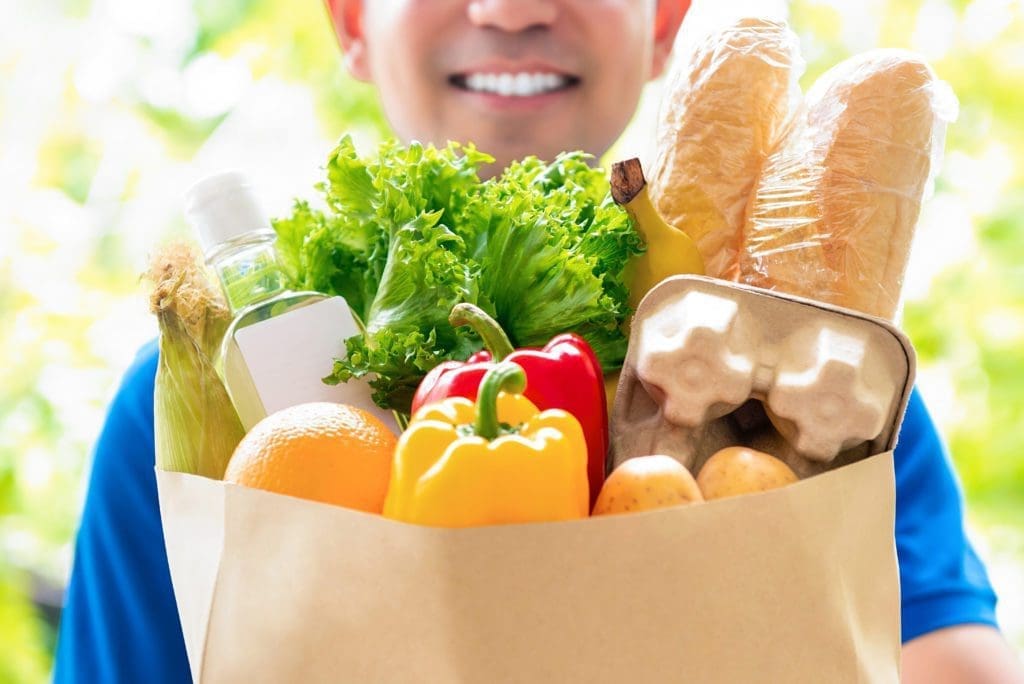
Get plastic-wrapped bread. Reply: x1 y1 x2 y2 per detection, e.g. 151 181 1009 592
648 18 803 280
738 49 958 320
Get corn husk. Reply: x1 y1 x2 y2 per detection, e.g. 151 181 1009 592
147 243 245 479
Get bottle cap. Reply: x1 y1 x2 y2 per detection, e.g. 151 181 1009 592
184 170 273 256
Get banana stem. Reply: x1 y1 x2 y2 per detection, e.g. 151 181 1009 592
610 158 647 205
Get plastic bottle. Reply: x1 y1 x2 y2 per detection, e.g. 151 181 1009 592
185 171 394 432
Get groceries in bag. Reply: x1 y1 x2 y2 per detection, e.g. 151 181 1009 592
695 446 798 501
648 18 955 321
384 362 590 527
611 275 914 481
648 18 803 281
224 401 397 513
610 157 705 309
412 303 609 507
591 454 704 515
147 243 245 479
272 138 641 415
184 171 395 432
738 50 958 319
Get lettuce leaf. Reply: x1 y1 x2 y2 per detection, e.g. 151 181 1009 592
456 153 642 364
274 136 641 413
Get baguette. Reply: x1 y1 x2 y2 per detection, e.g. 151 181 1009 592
648 18 802 280
739 49 956 320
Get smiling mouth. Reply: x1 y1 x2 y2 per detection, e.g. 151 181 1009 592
449 72 581 97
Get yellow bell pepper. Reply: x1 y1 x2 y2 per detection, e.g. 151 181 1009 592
383 362 590 528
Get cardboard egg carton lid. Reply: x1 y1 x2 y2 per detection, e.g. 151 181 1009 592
611 275 916 477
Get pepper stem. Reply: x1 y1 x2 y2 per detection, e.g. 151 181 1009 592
449 303 515 361
475 362 526 440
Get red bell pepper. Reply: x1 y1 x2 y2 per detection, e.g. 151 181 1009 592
412 304 608 508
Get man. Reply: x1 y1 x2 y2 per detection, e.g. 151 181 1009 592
55 1 1022 682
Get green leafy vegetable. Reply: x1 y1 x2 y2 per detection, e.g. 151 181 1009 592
274 136 642 412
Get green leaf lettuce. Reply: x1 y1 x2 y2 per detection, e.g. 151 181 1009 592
274 136 641 413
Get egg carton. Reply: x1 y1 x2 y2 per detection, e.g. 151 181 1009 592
611 275 916 479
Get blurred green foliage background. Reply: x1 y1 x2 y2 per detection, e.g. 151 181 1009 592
1 0 1021 679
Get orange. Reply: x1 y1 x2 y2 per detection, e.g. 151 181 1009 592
224 402 398 513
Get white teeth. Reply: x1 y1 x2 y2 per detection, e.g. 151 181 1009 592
461 71 570 96
497 73 514 96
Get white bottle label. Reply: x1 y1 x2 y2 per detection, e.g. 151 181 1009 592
234 297 400 433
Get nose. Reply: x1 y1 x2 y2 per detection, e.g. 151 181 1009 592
467 0 559 32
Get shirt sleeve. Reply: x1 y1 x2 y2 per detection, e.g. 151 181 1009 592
894 386 1000 643
54 340 192 683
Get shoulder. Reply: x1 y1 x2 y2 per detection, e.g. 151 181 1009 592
130 337 159 381
88 339 160 481
115 338 159 422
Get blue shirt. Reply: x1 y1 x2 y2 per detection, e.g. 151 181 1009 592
54 340 1000 682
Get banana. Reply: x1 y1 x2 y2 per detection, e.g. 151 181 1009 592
611 158 705 309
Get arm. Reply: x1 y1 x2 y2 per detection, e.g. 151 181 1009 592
893 388 1022 682
902 625 1024 684
54 341 192 683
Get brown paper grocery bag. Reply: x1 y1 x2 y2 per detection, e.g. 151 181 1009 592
158 275 913 683
158 454 900 683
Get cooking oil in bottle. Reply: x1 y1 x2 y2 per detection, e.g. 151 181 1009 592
185 171 395 433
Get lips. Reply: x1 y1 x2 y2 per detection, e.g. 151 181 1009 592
449 71 580 97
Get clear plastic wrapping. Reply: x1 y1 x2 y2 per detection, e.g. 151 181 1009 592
737 50 959 320
649 17 804 280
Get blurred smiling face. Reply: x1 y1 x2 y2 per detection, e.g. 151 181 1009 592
328 0 687 174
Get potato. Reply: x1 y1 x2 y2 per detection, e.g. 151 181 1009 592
592 455 704 515
696 446 798 500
